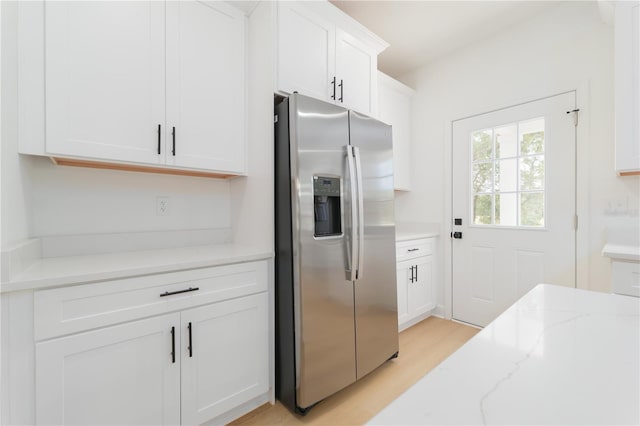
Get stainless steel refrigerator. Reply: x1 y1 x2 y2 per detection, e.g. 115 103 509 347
275 93 399 414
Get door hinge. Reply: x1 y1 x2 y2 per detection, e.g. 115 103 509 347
574 215 578 230
566 108 580 126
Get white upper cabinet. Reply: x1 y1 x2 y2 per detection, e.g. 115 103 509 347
45 1 166 165
166 1 246 174
21 0 247 177
378 72 415 191
615 0 640 175
275 1 387 116
335 28 377 115
277 2 335 102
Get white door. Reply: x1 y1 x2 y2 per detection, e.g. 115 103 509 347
166 1 246 173
277 2 335 102
180 293 269 425
335 28 377 116
45 1 165 164
36 314 181 425
452 92 576 327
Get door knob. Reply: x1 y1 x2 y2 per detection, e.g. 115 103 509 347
452 232 463 239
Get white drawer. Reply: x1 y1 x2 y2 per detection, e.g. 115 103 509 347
34 260 268 340
396 238 433 262
612 260 640 297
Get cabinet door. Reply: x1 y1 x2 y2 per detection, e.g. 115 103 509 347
277 2 335 102
36 313 180 425
396 260 412 326
45 1 165 164
615 1 640 174
408 256 435 316
335 28 377 116
181 293 269 425
378 73 413 191
166 1 246 173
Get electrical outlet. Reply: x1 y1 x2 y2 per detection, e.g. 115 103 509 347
156 197 170 216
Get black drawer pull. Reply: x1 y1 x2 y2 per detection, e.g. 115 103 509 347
160 287 199 297
407 248 420 252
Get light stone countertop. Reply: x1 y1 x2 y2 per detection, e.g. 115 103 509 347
0 244 273 293
368 284 640 425
602 243 640 261
395 222 440 241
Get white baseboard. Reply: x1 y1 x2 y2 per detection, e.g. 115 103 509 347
398 308 437 332
205 392 272 425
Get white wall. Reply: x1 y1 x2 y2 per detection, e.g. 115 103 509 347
28 158 230 237
396 1 639 294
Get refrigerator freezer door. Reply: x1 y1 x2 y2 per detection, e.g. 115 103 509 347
348 110 399 379
290 94 357 408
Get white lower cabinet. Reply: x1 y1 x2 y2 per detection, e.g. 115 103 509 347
36 314 181 425
396 238 436 331
181 293 269 425
32 260 270 425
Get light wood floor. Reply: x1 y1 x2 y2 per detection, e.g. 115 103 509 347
230 317 479 426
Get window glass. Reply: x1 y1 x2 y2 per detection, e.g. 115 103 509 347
472 129 493 161
470 117 545 228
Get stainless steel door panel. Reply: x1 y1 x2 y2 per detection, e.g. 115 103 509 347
348 111 399 379
289 94 357 408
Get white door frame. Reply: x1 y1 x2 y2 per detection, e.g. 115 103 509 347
442 82 591 321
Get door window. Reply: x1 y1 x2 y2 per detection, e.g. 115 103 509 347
470 118 545 227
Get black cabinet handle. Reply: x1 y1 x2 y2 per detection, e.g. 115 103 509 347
338 79 343 103
172 126 176 156
160 287 199 297
415 265 418 282
157 124 161 155
409 265 414 283
331 76 336 100
170 326 176 364
408 248 419 252
188 322 193 358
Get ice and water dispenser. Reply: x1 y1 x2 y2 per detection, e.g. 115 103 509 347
313 176 342 237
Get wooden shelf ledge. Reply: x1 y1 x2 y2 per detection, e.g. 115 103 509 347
51 157 240 179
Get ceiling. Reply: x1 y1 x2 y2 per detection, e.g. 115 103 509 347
330 1 561 80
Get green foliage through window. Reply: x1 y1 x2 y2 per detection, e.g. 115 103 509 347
470 119 545 227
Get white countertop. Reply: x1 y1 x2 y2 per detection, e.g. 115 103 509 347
395 222 440 241
1 244 273 293
369 284 640 425
602 243 640 261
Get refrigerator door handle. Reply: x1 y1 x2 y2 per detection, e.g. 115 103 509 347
353 146 365 280
346 145 358 282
